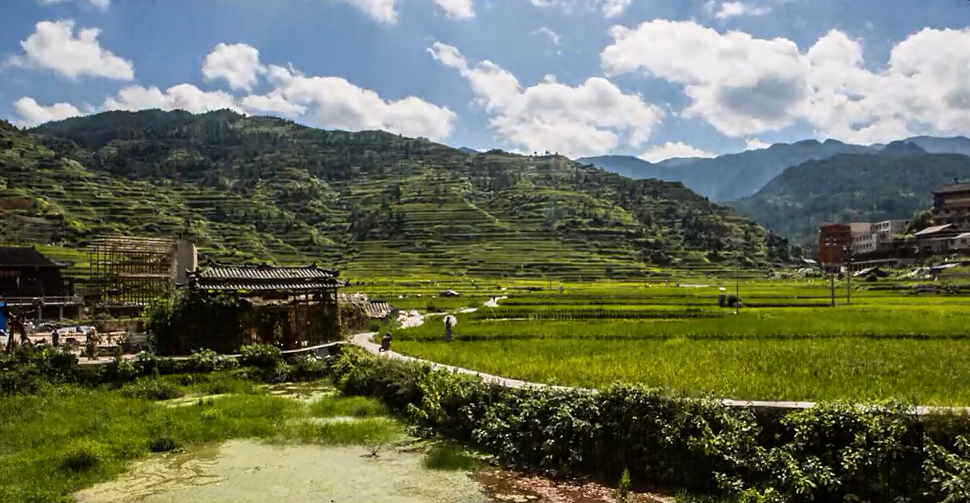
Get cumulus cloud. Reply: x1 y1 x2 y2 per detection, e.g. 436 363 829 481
243 63 456 140
710 1 770 20
639 142 716 162
101 84 243 114
202 43 266 91
12 41 455 140
38 0 110 9
11 97 85 127
601 20 970 144
339 0 474 23
5 20 134 80
745 138 770 150
530 0 634 17
429 41 662 158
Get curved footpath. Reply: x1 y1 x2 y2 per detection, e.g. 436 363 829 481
350 332 968 416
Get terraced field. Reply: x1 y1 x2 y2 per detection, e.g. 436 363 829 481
2 111 792 279
382 277 970 406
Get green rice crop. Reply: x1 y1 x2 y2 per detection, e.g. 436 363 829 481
396 307 970 341
395 337 970 405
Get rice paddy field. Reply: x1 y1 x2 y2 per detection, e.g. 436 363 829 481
364 274 970 406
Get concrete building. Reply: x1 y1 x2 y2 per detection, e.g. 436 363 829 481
932 182 970 231
851 220 908 256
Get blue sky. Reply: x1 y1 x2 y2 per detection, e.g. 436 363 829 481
1 0 969 161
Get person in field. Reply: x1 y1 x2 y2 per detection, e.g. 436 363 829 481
443 315 456 341
379 332 392 352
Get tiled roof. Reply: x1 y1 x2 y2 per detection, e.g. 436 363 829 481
0 246 61 268
934 183 970 194
188 262 347 292
196 263 338 280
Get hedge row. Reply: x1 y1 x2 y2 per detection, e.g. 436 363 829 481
0 343 330 394
328 347 970 503
5 344 970 502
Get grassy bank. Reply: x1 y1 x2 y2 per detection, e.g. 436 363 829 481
0 377 400 503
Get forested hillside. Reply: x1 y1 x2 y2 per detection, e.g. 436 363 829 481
579 139 875 201
0 110 792 279
730 153 970 245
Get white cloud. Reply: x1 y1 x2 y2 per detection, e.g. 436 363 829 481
529 0 634 17
601 21 970 144
432 0 475 19
102 84 243 114
639 142 716 162
6 20 134 80
340 0 399 23
244 63 455 140
712 1 770 19
38 0 110 9
11 97 85 127
745 138 770 150
602 0 633 17
428 41 662 158
533 27 562 46
339 0 474 23
11 39 454 140
202 43 265 92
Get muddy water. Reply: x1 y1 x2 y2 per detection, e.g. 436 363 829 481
77 440 491 503
76 439 671 503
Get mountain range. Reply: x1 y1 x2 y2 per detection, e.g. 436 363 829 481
578 136 970 202
730 151 970 245
0 110 793 281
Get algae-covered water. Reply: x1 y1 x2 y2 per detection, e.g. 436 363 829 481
77 440 491 503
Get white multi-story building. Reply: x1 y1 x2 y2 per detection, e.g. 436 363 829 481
851 220 908 256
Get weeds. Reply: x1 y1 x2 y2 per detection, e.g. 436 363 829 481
309 395 387 418
422 443 477 471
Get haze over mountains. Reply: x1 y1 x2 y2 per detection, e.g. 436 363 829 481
578 136 970 202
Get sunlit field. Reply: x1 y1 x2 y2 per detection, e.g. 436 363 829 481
384 275 970 406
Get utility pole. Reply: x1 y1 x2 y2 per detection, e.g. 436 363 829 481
830 265 835 307
735 265 740 315
845 247 852 304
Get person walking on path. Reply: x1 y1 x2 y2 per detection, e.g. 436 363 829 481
379 332 392 352
443 315 456 341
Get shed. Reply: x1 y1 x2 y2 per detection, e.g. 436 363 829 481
170 261 349 355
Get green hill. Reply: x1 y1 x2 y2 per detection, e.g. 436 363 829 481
730 152 970 245
1 109 792 280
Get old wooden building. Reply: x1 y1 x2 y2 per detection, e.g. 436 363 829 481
169 261 348 355
0 246 80 318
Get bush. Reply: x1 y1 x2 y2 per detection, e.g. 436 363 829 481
240 344 282 370
148 434 180 453
185 349 218 373
61 440 104 472
120 378 186 401
422 444 477 471
290 354 328 382
334 350 970 503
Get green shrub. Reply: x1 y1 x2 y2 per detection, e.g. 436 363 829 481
185 349 218 372
291 354 328 382
120 378 185 401
239 344 282 369
310 396 386 418
148 434 180 453
422 444 477 471
334 350 970 503
60 440 104 472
